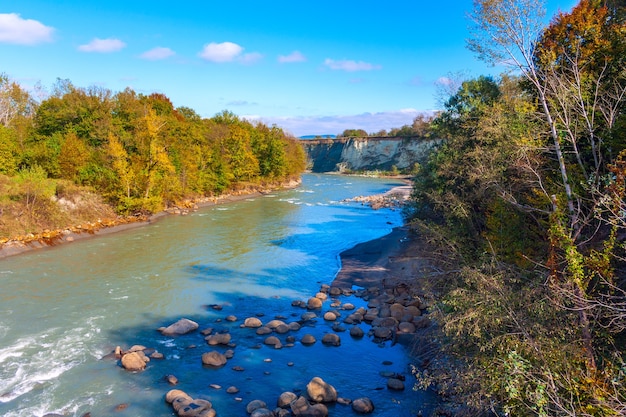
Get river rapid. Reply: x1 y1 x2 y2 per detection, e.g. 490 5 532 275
0 173 435 417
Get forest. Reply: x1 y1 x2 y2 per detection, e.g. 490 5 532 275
0 77 306 239
409 0 626 415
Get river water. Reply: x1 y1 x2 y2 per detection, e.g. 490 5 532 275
0 173 435 417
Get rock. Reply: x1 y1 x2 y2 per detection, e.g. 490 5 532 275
165 389 191 403
329 287 342 296
165 374 178 385
264 336 281 346
266 319 286 329
127 344 147 352
226 386 239 394
201 351 227 367
121 352 146 371
244 317 263 328
301 312 317 321
342 302 355 310
301 334 316 345
288 321 301 331
307 297 323 309
224 349 235 359
315 292 327 300
306 376 337 403
209 384 221 389
337 397 351 405
275 323 290 334
161 318 199 336
150 352 164 359
321 333 341 346
205 332 231 345
352 397 375 414
277 391 297 408
323 312 337 321
291 396 329 417
387 378 405 391
350 326 364 338
251 408 274 417
373 327 393 340
178 399 212 417
256 326 272 335
246 399 268 414
398 322 416 333
225 315 237 322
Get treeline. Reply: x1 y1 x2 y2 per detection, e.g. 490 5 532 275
337 113 435 138
410 0 626 415
0 77 306 222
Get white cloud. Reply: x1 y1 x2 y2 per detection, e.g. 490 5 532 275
253 109 429 137
278 51 306 63
324 58 381 72
0 13 54 45
139 46 175 60
198 41 243 62
78 38 126 53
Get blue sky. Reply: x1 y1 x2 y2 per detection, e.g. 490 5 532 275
2 0 577 136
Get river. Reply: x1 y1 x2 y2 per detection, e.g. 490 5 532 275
0 173 435 416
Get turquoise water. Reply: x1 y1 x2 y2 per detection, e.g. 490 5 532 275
0 173 435 416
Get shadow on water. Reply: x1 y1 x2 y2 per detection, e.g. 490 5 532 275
102 269 440 417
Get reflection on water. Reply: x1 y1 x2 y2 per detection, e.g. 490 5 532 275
0 174 436 416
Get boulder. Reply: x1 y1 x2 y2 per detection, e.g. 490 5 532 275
250 408 274 417
244 317 263 328
275 323 290 334
387 378 405 391
301 312 317 321
321 333 341 346
205 332 231 345
121 352 147 371
315 292 327 300
165 389 191 403
291 396 328 417
266 319 286 329
398 322 416 333
349 326 364 338
246 399 268 414
352 397 375 414
201 351 227 367
287 322 301 331
225 315 237 322
323 312 337 321
301 334 316 345
306 376 337 403
264 336 281 346
256 326 272 335
178 399 212 417
277 391 297 408
161 318 199 336
342 302 355 310
307 297 323 309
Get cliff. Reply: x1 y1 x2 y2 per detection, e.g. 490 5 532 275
300 136 439 173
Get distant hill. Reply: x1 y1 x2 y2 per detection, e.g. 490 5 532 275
299 134 337 139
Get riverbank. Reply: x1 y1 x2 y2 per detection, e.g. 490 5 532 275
0 179 301 260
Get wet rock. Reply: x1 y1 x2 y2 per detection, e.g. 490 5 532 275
121 351 147 371
337 397 351 405
266 319 286 329
342 302 355 310
352 397 375 414
256 326 272 335
226 386 239 394
398 322 416 333
323 311 337 321
165 389 191 403
201 351 227 367
165 374 178 385
387 378 405 391
244 317 263 328
225 315 237 322
264 336 281 346
277 391 297 408
307 297 323 309
301 334 316 345
150 352 164 359
306 376 337 403
321 333 341 346
287 321 301 331
205 332 231 346
275 323 290 334
251 408 274 417
246 399 268 414
301 312 317 321
350 326 364 338
161 318 199 336
291 396 328 416
315 292 327 300
224 349 235 359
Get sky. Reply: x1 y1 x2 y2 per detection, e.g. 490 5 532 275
1 0 578 137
